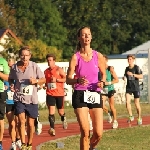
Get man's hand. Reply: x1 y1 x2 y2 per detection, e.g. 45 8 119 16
29 77 38 85
51 75 57 83
127 71 133 76
10 84 15 92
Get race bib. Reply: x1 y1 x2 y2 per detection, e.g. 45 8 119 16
103 88 108 94
20 84 33 95
0 65 3 72
7 91 14 100
84 91 100 104
48 83 56 90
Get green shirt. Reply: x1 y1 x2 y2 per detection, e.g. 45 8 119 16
0 57 10 92
104 67 114 92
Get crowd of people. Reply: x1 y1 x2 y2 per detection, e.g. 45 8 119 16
0 26 143 150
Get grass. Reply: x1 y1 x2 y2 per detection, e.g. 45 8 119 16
41 126 150 150
4 102 150 124
38 102 150 122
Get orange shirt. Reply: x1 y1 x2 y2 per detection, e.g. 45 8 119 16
44 66 64 96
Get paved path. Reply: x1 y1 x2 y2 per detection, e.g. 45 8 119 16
3 116 150 150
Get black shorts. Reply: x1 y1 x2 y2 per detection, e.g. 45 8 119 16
0 92 7 120
72 90 103 109
102 90 116 98
46 95 64 109
126 91 140 98
14 101 38 119
6 104 15 113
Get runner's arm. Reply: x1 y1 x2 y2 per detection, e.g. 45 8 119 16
66 54 77 85
133 66 143 79
110 66 119 84
36 65 46 85
0 72 9 81
98 52 106 82
57 67 66 83
0 59 10 81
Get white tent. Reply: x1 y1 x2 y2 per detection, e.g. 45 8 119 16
122 40 150 55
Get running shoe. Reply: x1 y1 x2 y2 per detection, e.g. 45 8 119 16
107 111 113 123
10 142 16 150
137 118 142 125
26 145 32 150
48 128 55 136
21 144 27 150
35 121 42 135
62 116 68 129
0 144 3 150
127 116 134 123
112 120 118 129
16 139 22 149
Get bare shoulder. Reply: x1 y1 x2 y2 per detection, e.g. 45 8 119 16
57 66 64 72
97 52 103 58
109 66 114 71
71 53 77 61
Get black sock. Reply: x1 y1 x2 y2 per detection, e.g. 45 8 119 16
61 113 66 122
0 141 2 145
48 114 55 129
16 138 20 142
27 143 32 146
22 143 26 145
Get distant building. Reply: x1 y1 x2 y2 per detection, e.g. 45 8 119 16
0 28 22 52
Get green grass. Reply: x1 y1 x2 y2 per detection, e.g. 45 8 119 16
38 102 150 122
41 126 150 150
4 102 150 124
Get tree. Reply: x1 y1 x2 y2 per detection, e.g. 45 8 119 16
26 39 63 63
0 0 16 31
4 0 67 49
54 0 112 57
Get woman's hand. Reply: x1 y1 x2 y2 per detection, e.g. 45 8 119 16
78 76 89 86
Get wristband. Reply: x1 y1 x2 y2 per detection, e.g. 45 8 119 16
108 82 111 85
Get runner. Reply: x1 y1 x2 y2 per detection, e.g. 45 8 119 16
9 46 46 150
102 55 119 129
5 58 22 150
44 53 67 136
66 26 106 150
0 54 10 150
123 54 143 125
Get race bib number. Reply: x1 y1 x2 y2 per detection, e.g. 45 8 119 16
0 65 3 72
84 91 100 104
48 83 56 90
20 84 33 95
7 91 14 100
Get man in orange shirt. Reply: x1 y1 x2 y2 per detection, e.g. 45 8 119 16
44 54 67 136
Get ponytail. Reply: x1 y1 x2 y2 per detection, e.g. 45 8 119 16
76 41 81 51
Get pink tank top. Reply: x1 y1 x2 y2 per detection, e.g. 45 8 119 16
74 50 100 91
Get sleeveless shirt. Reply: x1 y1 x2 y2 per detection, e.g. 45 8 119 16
44 66 64 96
74 50 100 91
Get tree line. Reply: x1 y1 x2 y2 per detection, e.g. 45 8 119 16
0 0 150 62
